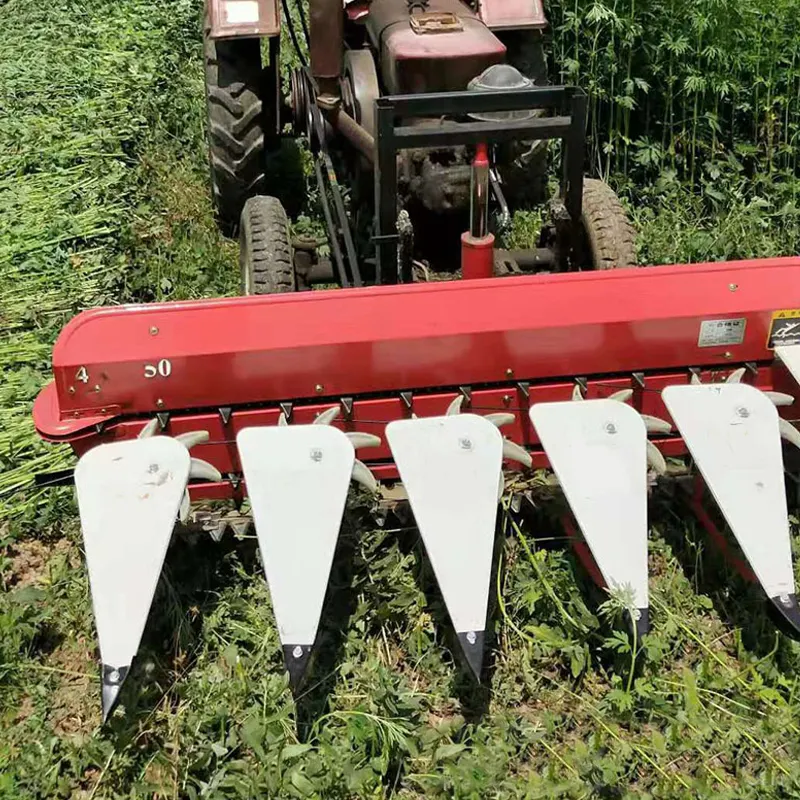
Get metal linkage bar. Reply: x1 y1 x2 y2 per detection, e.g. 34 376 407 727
373 85 587 283
375 103 399 285
564 92 588 232
381 86 581 117
393 117 572 149
307 71 363 287
313 157 349 287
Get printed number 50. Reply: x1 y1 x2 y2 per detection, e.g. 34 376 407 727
144 359 172 379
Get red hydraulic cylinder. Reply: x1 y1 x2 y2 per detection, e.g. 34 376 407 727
461 142 494 279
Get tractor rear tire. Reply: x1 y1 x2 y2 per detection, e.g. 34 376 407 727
580 179 637 269
240 196 296 295
205 35 266 233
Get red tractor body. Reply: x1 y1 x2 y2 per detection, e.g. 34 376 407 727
366 0 506 94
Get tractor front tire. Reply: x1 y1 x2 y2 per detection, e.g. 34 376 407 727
580 179 637 269
240 196 295 295
205 35 266 232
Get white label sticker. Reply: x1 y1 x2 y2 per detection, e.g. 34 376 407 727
698 318 746 347
225 1 260 23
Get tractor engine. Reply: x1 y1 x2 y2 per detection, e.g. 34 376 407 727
300 0 549 266
365 0 505 219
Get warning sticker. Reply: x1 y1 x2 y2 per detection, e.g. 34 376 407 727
768 309 800 348
698 318 746 348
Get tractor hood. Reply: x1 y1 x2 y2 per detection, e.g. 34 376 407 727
365 0 506 94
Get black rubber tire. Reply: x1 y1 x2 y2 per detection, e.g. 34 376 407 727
205 35 266 231
580 179 637 269
240 196 296 294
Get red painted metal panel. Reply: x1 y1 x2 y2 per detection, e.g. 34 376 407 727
54 364 782 500
31 258 800 502
36 258 800 443
376 0 506 93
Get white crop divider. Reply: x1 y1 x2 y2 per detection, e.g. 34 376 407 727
237 424 356 688
663 382 800 634
530 399 650 636
75 437 191 721
386 414 504 678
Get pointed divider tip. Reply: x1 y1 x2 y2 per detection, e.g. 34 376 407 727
456 630 485 680
767 594 800 639
101 664 129 723
282 644 313 691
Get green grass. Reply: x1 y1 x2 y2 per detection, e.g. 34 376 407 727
2 0 800 796
546 0 800 263
549 0 800 183
0 0 237 522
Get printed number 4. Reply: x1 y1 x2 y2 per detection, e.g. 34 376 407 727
144 359 172 379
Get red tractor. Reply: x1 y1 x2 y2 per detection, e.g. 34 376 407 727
204 0 636 289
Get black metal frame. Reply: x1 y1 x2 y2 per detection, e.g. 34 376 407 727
297 68 365 288
373 85 588 284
